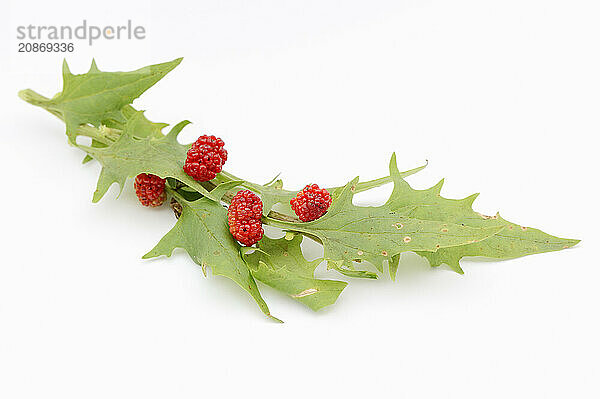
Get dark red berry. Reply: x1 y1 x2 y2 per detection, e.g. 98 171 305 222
134 173 166 207
228 190 264 246
183 135 228 182
290 184 332 222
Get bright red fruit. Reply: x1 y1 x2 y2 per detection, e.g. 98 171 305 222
134 173 166 207
183 135 228 182
290 184 332 222
228 190 264 246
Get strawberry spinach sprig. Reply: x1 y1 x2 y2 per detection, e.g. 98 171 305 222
19 59 579 321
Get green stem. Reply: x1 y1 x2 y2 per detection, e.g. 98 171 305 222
18 89 63 120
169 179 300 223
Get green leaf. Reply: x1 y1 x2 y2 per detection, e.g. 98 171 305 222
382 154 580 275
417 217 580 274
19 58 182 143
267 169 504 276
244 235 347 311
80 111 217 202
120 105 169 139
143 187 280 322
389 254 401 281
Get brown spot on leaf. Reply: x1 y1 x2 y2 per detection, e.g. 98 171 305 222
381 251 388 256
403 236 412 243
477 212 497 220
357 250 364 256
441 228 449 233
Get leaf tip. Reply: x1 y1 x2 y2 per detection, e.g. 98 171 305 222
389 254 400 281
447 261 465 274
91 191 102 203
564 238 581 248
269 314 284 324
141 247 166 259
388 152 399 174
62 59 72 78
463 192 480 206
89 58 100 73
162 57 184 72
430 179 444 194
167 120 192 139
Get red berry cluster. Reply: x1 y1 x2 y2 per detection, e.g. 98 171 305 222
290 184 332 222
227 190 264 246
135 132 332 244
134 173 166 207
183 135 228 182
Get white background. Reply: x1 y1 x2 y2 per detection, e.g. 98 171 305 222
1 1 599 398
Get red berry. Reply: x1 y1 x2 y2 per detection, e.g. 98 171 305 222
290 184 332 222
183 135 228 182
134 173 166 207
228 190 264 246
